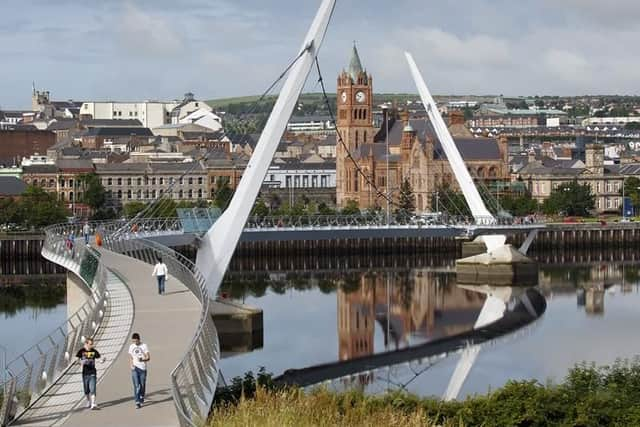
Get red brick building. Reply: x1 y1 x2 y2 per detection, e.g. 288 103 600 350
0 130 56 165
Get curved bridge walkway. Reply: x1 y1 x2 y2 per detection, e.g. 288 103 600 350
16 249 200 427
14 269 133 427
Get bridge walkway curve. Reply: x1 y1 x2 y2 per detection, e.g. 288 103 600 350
62 249 200 427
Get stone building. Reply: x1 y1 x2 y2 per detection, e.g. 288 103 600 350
515 144 625 213
96 162 208 208
335 45 509 211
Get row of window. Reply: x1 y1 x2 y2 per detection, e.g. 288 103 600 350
280 175 330 188
23 178 79 188
109 188 204 200
103 176 204 186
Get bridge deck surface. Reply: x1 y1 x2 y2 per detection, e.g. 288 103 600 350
63 250 200 427
15 268 133 427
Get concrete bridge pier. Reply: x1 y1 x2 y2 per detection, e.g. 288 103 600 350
456 238 538 286
66 271 91 321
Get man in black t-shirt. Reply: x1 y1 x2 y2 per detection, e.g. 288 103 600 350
76 338 102 410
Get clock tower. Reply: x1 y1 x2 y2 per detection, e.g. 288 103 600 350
336 43 374 207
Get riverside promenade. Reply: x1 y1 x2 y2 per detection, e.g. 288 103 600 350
15 249 200 427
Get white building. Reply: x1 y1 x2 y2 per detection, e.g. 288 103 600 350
263 159 336 189
583 117 640 126
79 93 216 129
179 108 222 132
286 115 335 135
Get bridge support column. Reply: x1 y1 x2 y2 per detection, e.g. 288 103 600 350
456 244 538 286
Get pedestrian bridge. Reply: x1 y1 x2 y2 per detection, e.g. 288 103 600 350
109 214 545 248
1 223 218 427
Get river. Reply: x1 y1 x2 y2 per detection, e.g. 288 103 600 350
3 251 640 399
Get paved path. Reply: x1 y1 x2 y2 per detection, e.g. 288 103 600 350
62 250 200 427
15 269 134 426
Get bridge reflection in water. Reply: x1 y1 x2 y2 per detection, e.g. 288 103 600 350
218 251 640 395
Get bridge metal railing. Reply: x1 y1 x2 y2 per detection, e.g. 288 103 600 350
6 220 219 427
103 235 219 427
0 225 108 426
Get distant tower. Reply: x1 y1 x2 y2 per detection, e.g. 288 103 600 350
336 43 374 207
31 83 50 113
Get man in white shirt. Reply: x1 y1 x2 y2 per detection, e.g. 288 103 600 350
152 257 168 295
128 332 150 408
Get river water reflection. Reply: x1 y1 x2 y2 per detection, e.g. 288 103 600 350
220 253 640 398
0 271 66 360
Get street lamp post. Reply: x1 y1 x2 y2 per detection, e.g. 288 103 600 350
381 105 390 225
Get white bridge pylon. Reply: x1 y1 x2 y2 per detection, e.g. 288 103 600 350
405 52 510 400
196 0 336 296
405 52 506 253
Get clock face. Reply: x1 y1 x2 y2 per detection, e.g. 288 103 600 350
355 91 366 104
341 91 347 103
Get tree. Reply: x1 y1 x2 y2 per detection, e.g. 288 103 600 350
252 200 269 217
80 173 105 210
317 202 336 216
396 178 416 216
213 177 234 210
500 192 539 216
432 185 471 217
622 176 640 214
123 201 146 219
18 186 68 228
543 180 595 216
625 122 640 131
341 199 360 216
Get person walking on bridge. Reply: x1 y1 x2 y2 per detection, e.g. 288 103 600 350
129 332 150 408
82 222 91 245
152 257 168 295
76 337 103 410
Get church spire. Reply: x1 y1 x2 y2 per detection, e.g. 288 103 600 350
348 42 364 82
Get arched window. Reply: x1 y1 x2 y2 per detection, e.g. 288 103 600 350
117 190 122 199
489 167 497 178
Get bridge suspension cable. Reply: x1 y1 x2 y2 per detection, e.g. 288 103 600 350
114 46 314 236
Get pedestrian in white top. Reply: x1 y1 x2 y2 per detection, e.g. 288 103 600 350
128 332 150 408
152 257 168 295
82 223 91 245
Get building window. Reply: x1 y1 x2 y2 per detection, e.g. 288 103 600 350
294 176 300 188
321 175 328 187
188 177 193 185
179 178 184 185
117 178 122 186
108 178 112 186
127 178 132 186
188 189 193 199
137 178 142 186
302 176 309 187
137 190 141 199
117 190 122 199
178 190 183 199
198 177 203 185
151 177 156 185
159 178 164 185
285 176 292 188
312 175 318 188
127 190 132 199
198 189 203 198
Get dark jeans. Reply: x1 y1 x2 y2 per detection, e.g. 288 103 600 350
156 275 166 294
131 367 147 403
83 374 97 396
84 233 89 244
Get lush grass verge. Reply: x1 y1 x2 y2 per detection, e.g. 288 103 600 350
211 359 640 427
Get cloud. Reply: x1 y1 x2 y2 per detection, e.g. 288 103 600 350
116 3 184 56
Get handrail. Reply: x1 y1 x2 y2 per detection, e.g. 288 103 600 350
0 226 108 426
103 235 218 426
4 221 219 427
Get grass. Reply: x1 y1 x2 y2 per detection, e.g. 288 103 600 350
211 359 640 427
210 388 436 427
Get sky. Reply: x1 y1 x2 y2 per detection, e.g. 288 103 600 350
1 0 639 109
